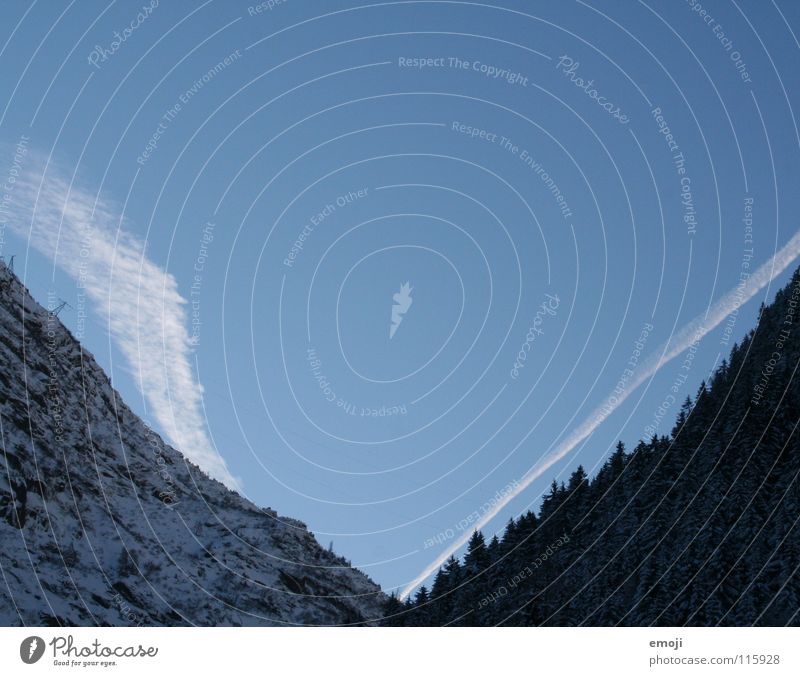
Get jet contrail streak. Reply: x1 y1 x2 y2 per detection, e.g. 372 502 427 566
5 149 241 491
401 229 800 599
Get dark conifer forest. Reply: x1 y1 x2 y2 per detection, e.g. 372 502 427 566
383 269 800 626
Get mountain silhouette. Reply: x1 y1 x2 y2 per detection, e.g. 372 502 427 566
384 269 800 626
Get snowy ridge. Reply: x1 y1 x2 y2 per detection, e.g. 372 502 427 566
0 262 385 626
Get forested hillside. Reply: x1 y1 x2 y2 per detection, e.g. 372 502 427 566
384 270 800 626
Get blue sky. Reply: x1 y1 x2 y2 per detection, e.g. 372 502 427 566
1 0 799 596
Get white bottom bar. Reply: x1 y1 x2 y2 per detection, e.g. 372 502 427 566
1 627 798 675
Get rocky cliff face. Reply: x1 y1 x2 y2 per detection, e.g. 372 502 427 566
0 262 385 626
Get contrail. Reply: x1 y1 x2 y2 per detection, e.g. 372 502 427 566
4 148 241 491
401 229 800 598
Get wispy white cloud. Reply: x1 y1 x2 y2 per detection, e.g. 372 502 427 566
5 149 240 491
402 230 800 598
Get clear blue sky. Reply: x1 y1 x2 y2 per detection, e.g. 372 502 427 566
1 0 799 595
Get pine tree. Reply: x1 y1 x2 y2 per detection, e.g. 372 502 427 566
380 593 405 626
395 269 800 626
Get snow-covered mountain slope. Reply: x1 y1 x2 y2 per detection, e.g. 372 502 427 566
0 262 385 626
